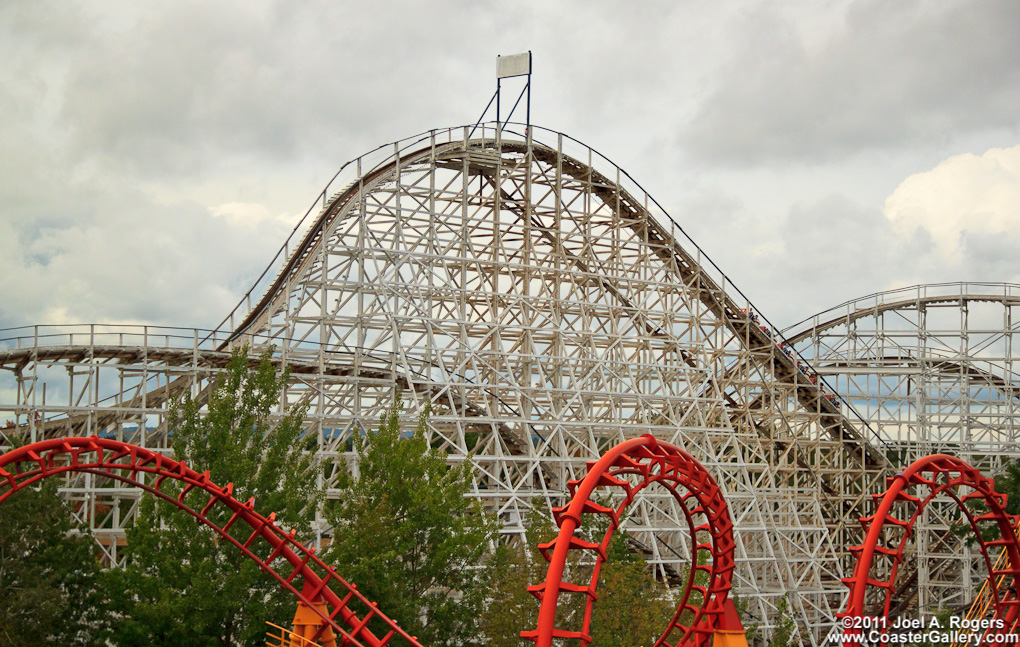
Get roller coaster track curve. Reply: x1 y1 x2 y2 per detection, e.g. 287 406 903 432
0 436 424 647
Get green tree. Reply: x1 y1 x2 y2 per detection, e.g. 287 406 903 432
479 504 556 647
480 502 676 647
588 534 677 647
732 594 760 646
918 608 952 647
770 595 798 647
953 460 1020 550
479 543 543 647
0 478 111 646
110 346 318 646
323 395 498 647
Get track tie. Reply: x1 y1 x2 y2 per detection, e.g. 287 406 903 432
334 587 357 612
347 605 377 636
305 575 330 601
526 583 545 601
200 494 219 517
691 564 712 576
566 479 581 496
890 490 921 504
595 472 631 490
552 500 619 529
977 512 1007 523
262 529 297 566
285 550 317 584
842 576 892 590
520 628 592 643
538 536 606 562
223 507 247 534
882 515 909 528
178 481 196 503
242 518 269 549
845 543 894 558
629 447 656 462
613 455 649 477
531 581 598 600
992 568 1020 577
26 450 46 473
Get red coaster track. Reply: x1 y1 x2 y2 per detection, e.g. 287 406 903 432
0 436 423 647
842 454 1020 637
522 434 736 647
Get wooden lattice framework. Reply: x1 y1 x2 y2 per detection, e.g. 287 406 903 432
786 283 1020 614
0 123 905 643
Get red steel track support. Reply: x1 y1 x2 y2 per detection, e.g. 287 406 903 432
841 454 1020 645
0 436 423 647
522 434 736 647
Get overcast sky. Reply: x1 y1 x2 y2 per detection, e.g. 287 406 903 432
2 0 1019 333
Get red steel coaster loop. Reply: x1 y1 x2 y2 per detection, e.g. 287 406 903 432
522 434 736 647
842 454 1020 643
0 436 423 647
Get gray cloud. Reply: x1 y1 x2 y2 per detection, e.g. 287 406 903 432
2 0 1019 336
683 192 943 327
742 197 910 323
682 0 1020 166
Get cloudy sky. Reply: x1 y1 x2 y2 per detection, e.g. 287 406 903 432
2 0 1018 333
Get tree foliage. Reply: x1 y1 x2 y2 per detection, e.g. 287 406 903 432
589 532 676 647
769 595 798 647
0 478 111 647
110 346 318 646
953 460 1020 546
323 395 498 647
480 501 676 647
479 505 556 647
732 594 760 646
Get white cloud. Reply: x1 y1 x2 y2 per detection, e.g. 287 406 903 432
885 146 1020 265
210 202 299 230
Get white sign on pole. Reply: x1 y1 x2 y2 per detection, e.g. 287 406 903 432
497 53 530 79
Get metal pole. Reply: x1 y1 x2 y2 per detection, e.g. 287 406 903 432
526 50 532 133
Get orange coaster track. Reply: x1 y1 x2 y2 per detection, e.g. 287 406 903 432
522 434 736 647
842 454 1020 642
0 436 423 647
